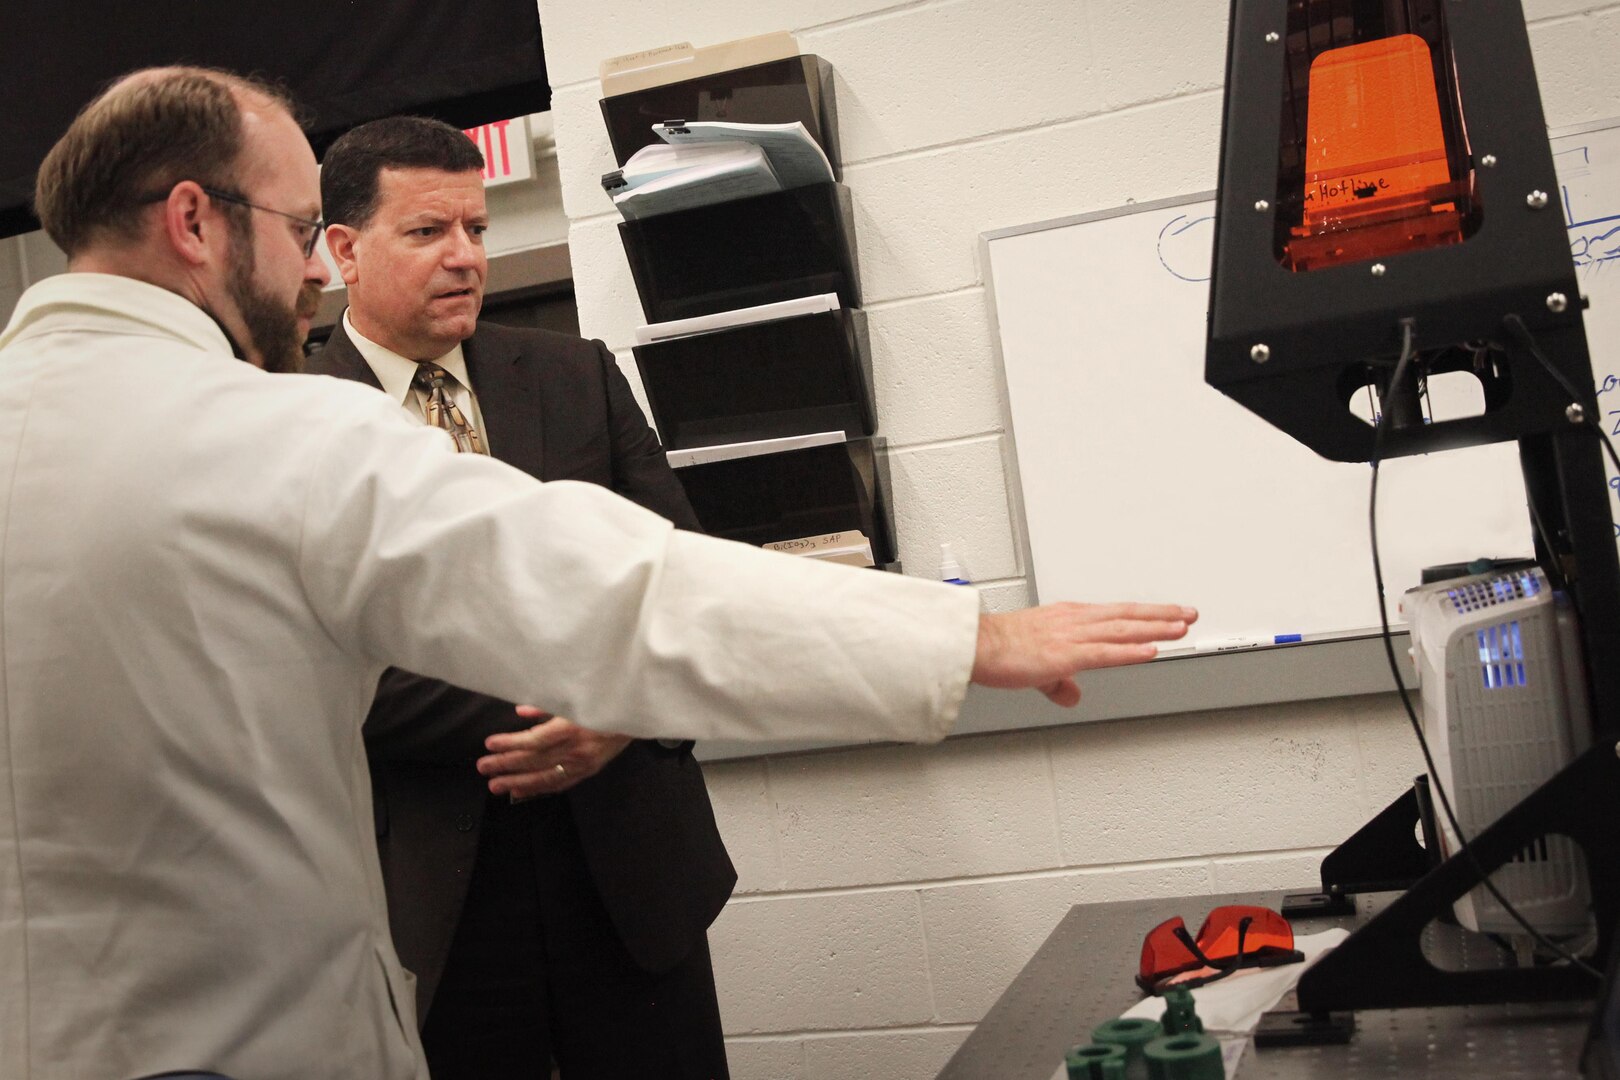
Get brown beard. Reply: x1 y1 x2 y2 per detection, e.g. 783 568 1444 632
224 217 305 375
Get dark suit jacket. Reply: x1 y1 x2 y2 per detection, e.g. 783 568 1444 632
305 320 737 1023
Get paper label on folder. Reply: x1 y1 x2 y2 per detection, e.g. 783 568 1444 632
599 33 800 97
601 43 695 83
766 531 873 568
765 530 867 555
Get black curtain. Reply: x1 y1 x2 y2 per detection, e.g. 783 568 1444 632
0 1 551 238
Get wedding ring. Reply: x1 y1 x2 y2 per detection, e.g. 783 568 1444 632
554 764 567 778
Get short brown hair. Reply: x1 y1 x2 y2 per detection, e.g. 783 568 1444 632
34 66 297 256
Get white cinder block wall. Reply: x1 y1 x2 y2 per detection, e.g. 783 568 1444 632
534 1 1620 1076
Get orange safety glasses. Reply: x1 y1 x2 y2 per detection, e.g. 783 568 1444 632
1136 905 1305 994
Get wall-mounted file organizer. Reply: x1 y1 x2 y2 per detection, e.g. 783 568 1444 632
599 55 839 172
619 181 858 322
669 435 895 568
602 48 903 572
634 307 873 451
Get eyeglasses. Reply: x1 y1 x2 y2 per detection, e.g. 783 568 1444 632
139 184 324 258
1136 904 1304 994
200 187 324 258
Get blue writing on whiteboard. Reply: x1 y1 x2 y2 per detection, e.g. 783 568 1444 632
1156 213 1216 284
1571 222 1620 274
1556 144 1620 275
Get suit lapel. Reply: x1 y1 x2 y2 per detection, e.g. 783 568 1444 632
308 322 385 392
464 328 546 481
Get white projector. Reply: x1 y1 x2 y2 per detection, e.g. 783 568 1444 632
1406 566 1593 937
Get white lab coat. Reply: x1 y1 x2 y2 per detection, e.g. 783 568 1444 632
0 274 978 1080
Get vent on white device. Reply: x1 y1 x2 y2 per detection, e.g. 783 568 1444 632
1446 571 1541 614
1407 566 1592 937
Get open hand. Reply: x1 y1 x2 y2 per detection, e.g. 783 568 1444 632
972 602 1197 706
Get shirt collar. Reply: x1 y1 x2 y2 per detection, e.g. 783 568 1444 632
341 309 471 407
0 273 236 356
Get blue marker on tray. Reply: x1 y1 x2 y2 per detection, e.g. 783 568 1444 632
1194 633 1302 652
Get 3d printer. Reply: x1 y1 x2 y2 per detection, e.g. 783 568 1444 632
1205 0 1620 1033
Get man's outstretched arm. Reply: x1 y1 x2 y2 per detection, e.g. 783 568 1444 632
478 601 1196 798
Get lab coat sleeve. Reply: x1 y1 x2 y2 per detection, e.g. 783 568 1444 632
294 397 979 746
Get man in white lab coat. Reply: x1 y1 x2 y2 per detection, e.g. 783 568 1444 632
0 67 1195 1080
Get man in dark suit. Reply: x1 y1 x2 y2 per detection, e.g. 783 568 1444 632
305 116 735 1080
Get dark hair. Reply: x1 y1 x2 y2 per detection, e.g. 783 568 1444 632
320 116 486 229
34 66 296 256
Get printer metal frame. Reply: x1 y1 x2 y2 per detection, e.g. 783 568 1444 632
1206 0 1620 1021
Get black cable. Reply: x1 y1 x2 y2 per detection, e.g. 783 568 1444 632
1370 317 1605 980
1525 485 1573 594
1503 310 1620 632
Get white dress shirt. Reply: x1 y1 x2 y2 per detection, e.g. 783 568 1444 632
341 308 489 445
0 273 978 1080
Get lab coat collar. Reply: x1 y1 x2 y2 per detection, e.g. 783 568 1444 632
0 272 236 357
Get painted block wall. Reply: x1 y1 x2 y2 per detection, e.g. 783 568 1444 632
536 1 1620 1076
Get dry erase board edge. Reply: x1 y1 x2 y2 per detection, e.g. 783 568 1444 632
980 190 1219 246
694 632 1414 762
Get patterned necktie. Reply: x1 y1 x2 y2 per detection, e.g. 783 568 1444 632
412 362 486 455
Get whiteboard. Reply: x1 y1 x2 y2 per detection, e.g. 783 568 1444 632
986 118 1620 652
1557 121 1620 561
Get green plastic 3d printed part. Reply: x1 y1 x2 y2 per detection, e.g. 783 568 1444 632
1092 1017 1162 1053
1066 1041 1128 1079
1092 1017 1163 1078
1158 987 1204 1035
1144 1032 1224 1080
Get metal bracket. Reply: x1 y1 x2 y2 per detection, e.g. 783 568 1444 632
1298 745 1620 1012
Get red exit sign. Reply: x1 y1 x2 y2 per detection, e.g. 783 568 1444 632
462 117 532 187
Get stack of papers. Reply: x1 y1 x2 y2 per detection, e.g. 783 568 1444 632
605 141 779 220
603 120 835 221
655 120 834 188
